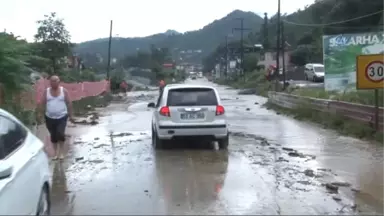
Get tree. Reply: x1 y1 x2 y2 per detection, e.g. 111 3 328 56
34 12 72 74
243 53 259 72
0 33 33 96
0 32 40 124
261 13 270 50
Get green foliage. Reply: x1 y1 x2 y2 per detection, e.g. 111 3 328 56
0 33 34 95
0 33 41 124
109 68 126 91
34 12 72 74
291 88 384 107
1 12 99 126
215 70 275 97
243 53 259 72
264 101 383 143
202 40 243 73
58 68 98 83
118 44 174 83
74 10 264 65
266 0 383 65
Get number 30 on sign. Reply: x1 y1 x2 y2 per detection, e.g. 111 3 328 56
356 54 384 89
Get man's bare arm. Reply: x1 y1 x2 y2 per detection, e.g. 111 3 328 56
64 89 74 119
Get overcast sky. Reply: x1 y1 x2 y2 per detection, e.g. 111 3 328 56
0 0 315 43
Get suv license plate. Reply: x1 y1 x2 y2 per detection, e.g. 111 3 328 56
180 112 205 119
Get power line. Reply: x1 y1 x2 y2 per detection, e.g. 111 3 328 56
283 25 383 29
283 10 383 27
232 18 251 81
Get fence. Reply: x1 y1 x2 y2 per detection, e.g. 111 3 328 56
268 91 384 130
0 79 110 110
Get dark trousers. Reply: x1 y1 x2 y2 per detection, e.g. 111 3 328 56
45 115 68 144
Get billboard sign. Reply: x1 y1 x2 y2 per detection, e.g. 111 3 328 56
323 32 384 91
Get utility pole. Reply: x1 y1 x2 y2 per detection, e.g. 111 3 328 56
106 20 113 80
281 20 286 90
275 0 281 91
262 13 269 50
225 35 229 80
233 18 250 82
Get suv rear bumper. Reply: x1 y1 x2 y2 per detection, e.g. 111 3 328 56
157 124 228 140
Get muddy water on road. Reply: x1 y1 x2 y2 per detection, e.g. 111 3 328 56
50 83 383 215
217 82 383 214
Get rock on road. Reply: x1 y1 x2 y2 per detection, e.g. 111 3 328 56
49 79 383 215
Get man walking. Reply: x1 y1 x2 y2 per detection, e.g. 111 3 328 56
39 75 74 160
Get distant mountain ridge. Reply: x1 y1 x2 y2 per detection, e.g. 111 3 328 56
74 10 263 64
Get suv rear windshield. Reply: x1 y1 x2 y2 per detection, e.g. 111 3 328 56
167 88 218 106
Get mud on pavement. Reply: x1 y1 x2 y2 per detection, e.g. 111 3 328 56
49 88 382 215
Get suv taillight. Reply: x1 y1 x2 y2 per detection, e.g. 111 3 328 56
216 105 225 115
159 106 170 117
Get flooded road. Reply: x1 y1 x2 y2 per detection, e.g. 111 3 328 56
50 79 383 215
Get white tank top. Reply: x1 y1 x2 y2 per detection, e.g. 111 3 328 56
45 87 68 119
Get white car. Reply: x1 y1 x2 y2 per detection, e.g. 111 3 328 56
148 84 229 149
0 108 51 215
304 63 325 82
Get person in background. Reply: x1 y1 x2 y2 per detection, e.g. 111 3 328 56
120 80 128 94
39 75 74 160
159 79 166 94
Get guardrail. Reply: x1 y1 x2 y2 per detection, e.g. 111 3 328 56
268 91 384 130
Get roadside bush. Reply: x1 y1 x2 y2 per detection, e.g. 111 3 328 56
264 101 383 143
291 88 384 107
214 70 278 97
72 93 112 116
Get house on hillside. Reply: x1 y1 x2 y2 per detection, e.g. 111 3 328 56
258 50 291 70
66 55 84 70
258 42 292 70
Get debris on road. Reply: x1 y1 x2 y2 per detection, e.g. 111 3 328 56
317 168 332 172
111 132 133 137
282 147 294 152
73 112 100 125
304 169 315 177
288 151 303 157
332 195 342 201
331 181 351 187
277 157 289 162
48 84 382 215
238 88 256 95
94 144 109 149
75 156 84 161
325 183 339 193
88 159 104 164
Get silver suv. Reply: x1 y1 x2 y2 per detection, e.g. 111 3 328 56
148 84 229 149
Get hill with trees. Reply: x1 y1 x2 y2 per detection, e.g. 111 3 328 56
203 0 383 73
74 10 264 66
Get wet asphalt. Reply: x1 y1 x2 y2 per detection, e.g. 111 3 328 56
50 79 383 215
